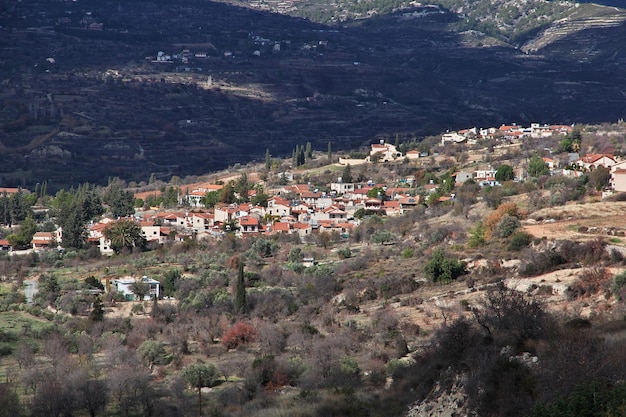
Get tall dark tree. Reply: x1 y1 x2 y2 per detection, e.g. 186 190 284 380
9 190 31 225
327 141 332 162
89 296 104 322
234 174 249 201
0 193 9 225
102 177 134 218
300 146 306 166
54 184 104 249
7 215 37 249
162 269 181 298
160 186 179 208
495 164 515 182
265 148 271 170
342 164 353 183
219 182 236 204
234 261 247 314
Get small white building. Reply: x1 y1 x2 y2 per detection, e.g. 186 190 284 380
114 276 160 301
370 141 402 162
441 132 467 146
330 180 355 194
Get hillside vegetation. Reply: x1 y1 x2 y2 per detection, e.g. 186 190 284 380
2 123 626 416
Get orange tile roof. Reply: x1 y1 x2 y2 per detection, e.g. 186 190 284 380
272 222 291 232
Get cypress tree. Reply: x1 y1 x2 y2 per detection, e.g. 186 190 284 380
90 296 104 322
327 141 332 162
234 261 247 314
265 148 271 170
298 146 305 166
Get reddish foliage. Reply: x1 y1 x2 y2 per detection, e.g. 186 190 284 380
221 321 258 350
265 370 291 392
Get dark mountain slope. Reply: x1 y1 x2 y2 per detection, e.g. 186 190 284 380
0 0 626 189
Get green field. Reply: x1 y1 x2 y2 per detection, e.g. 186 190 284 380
0 311 53 337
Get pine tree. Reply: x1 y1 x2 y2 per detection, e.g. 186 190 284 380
234 261 247 314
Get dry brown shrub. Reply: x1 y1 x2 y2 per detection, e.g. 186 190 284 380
484 202 520 239
567 267 611 300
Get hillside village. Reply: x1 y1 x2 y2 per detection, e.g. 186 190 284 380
8 120 626 260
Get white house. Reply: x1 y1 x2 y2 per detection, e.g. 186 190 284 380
441 132 466 146
114 276 160 301
370 141 402 162
610 160 626 192
330 180 355 195
576 154 617 171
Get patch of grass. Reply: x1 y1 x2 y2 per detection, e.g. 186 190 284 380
0 282 11 296
610 237 621 244
0 311 53 336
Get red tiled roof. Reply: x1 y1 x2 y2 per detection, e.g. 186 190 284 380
239 216 259 226
383 201 401 208
272 222 291 232
580 154 615 164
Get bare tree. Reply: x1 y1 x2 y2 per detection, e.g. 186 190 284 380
472 282 548 347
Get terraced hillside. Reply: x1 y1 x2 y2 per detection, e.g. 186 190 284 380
1 0 626 189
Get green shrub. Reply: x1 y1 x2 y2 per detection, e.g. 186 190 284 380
468 222 486 247
337 247 352 259
508 231 533 251
611 271 626 300
424 249 466 283
497 214 520 238
371 230 397 244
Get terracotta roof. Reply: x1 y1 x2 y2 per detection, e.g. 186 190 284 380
580 154 615 164
272 222 291 232
239 216 259 226
270 197 291 206
0 188 23 194
383 201 401 208
192 212 212 219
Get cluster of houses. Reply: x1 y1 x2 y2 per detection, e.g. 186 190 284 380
96 178 417 255
65 149 626 255
4 131 626 256
441 123 573 145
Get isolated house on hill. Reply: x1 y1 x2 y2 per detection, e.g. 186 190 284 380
113 276 160 301
32 232 57 251
370 141 402 162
